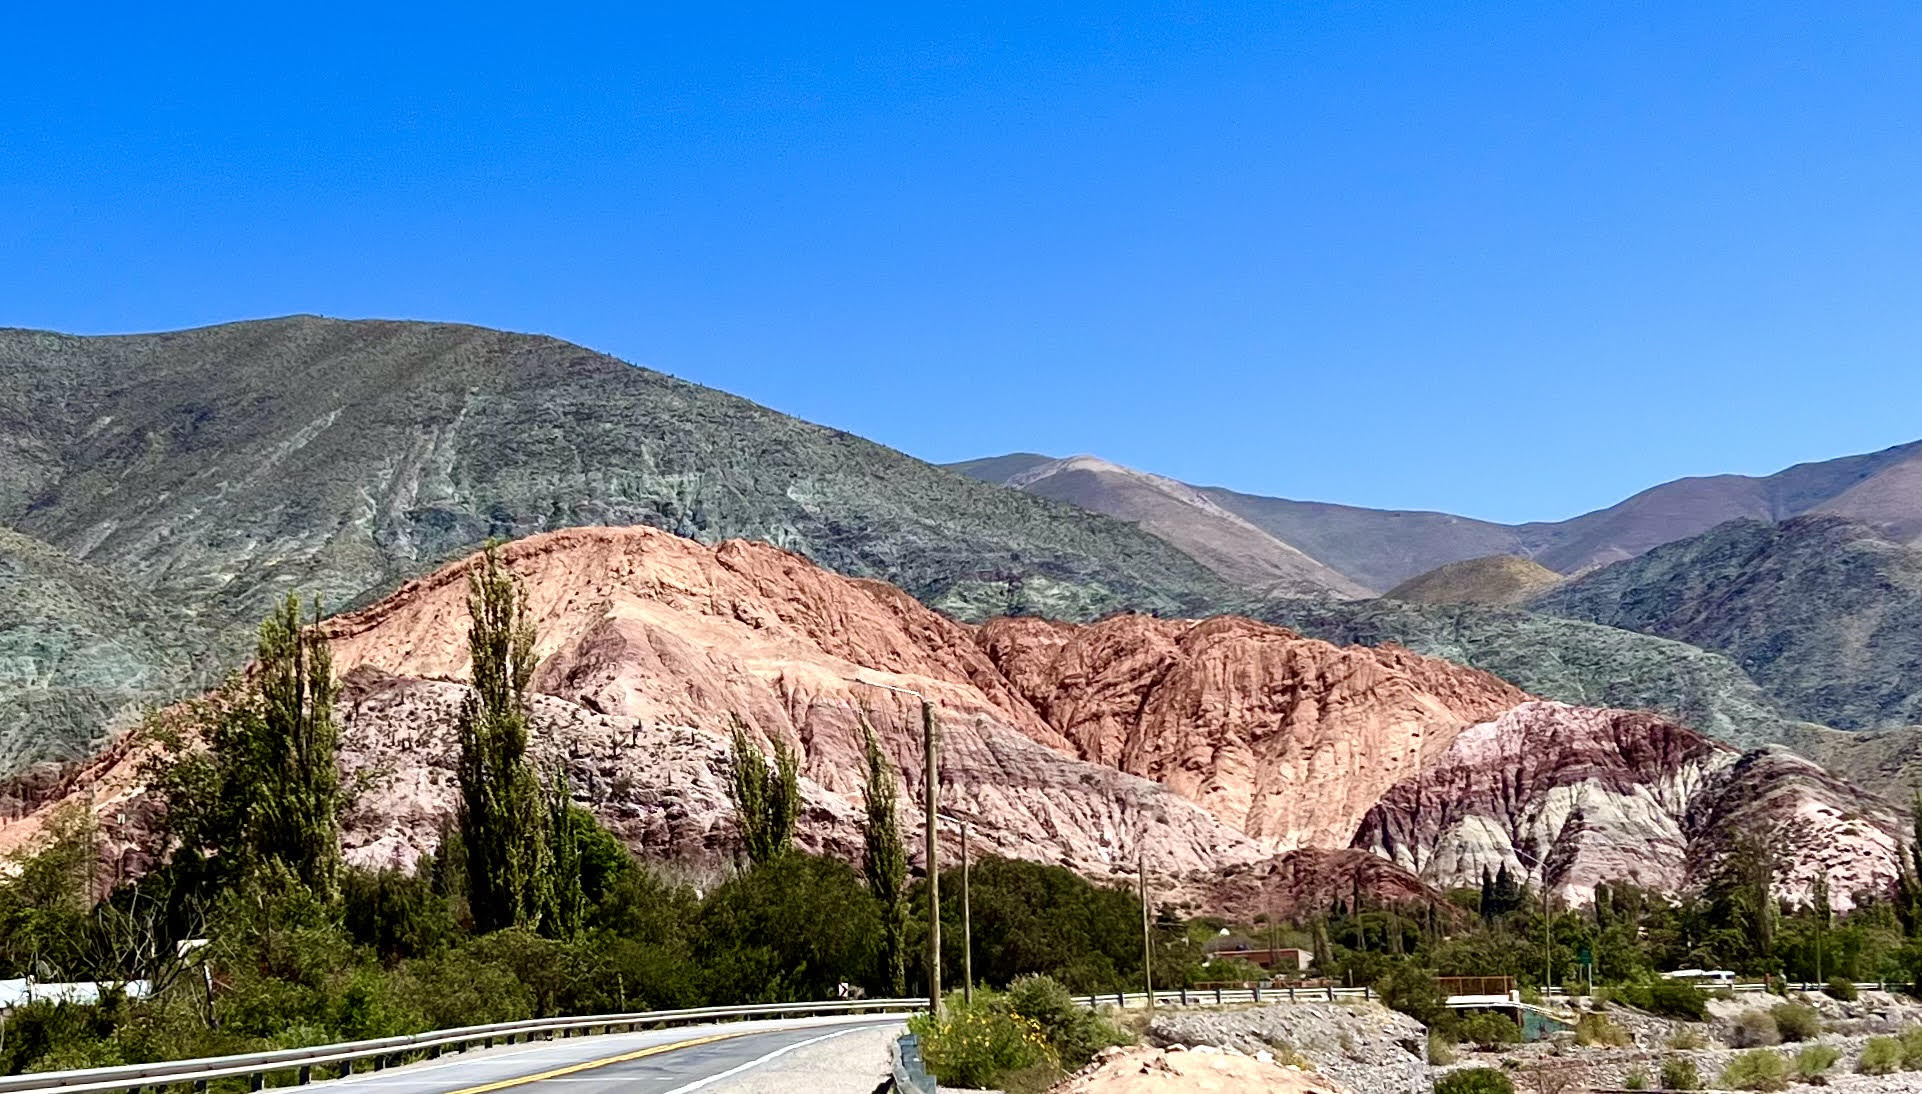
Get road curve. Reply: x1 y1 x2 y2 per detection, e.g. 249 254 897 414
311 1013 907 1094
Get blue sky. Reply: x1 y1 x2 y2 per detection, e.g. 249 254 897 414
4 3 1917 523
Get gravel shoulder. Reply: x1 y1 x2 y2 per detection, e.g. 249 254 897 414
694 1021 903 1094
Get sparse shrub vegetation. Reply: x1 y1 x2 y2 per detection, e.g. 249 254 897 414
908 998 1054 1091
1795 1043 1840 1081
1622 1067 1648 1090
1857 1035 1903 1074
1719 1049 1789 1091
1428 1032 1457 1065
1825 976 1858 1001
1611 977 1709 1021
1455 1011 1523 1048
1770 1002 1820 1042
1434 1067 1516 1094
1899 1025 1922 1070
1573 1011 1630 1047
1659 1056 1700 1091
1730 1008 1780 1047
1666 1026 1706 1050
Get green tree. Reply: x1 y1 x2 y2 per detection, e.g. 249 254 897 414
246 594 344 897
725 714 801 866
455 544 550 934
859 712 909 996
543 767 586 940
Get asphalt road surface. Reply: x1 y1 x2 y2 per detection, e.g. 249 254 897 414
312 1014 905 1094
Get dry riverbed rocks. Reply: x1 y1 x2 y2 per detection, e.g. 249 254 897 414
1147 1001 1427 1093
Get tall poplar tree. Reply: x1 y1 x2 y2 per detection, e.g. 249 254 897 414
455 544 550 933
859 711 908 996
725 714 800 866
245 594 344 897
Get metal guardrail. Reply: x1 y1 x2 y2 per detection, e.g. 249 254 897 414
891 1031 937 1094
1080 979 1894 1013
0 998 922 1094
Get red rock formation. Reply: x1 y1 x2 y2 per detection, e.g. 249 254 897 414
2 525 1899 913
1353 701 1902 908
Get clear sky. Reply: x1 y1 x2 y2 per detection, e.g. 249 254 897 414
4 3 1917 523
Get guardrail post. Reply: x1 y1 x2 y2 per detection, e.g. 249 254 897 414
298 1064 312 1085
1214 987 1222 1005
1326 985 1334 1001
250 1072 265 1091
195 1083 209 1093
1364 986 1372 1000
1289 986 1296 1002
1253 984 1262 1003
1179 988 1188 1005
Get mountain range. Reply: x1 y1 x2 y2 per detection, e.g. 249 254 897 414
950 443 1922 594
0 315 1915 911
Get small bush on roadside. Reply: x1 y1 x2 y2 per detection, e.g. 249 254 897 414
1433 1067 1515 1094
1770 1002 1820 1042
1456 1011 1523 1049
1002 974 1128 1069
1730 1008 1780 1047
1795 1044 1840 1081
1858 1035 1903 1074
1428 1032 1457 1065
1622 1067 1648 1090
1574 1011 1631 1047
907 1000 1054 1091
1660 1055 1700 1090
1719 1050 1788 1092
1825 976 1858 1002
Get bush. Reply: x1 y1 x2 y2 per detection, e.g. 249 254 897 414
1428 1032 1457 1065
1623 1067 1648 1090
1574 1012 1631 1047
1770 1002 1820 1042
1001 974 1127 1069
1795 1044 1840 1080
1900 1025 1922 1070
1666 1026 1706 1050
1434 1067 1515 1094
1660 1056 1701 1090
1375 964 1447 1027
1859 1035 1903 1074
1455 1011 1522 1049
1825 976 1858 1001
1719 1049 1789 1091
908 1001 1054 1090
1730 1008 1780 1047
1613 976 1709 1021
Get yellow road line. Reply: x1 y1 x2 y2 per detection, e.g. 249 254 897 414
443 1031 744 1094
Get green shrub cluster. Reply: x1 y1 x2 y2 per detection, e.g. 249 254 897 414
1719 1049 1789 1091
1825 975 1858 1001
1434 1067 1515 1094
1451 1011 1522 1049
1794 1044 1840 1080
1859 1035 1904 1074
1769 1002 1820 1042
1660 1055 1701 1090
1573 1011 1630 1047
1730 1008 1780 1047
906 977 1128 1093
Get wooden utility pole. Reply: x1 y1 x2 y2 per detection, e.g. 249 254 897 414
923 698 942 1017
1139 844 1154 1010
849 677 942 1019
961 819 973 1005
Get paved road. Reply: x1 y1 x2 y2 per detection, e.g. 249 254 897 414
313 1014 905 1094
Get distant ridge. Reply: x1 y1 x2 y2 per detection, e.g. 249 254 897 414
951 439 1922 593
1385 555 1564 606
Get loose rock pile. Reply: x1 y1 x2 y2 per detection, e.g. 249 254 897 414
1148 1001 1427 1093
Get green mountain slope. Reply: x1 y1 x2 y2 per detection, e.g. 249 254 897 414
0 528 213 769
1530 515 1922 731
1255 596 1806 750
1383 555 1564 606
0 317 1242 771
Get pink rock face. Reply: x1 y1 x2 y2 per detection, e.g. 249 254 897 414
1 525 1902 914
1353 701 1902 908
